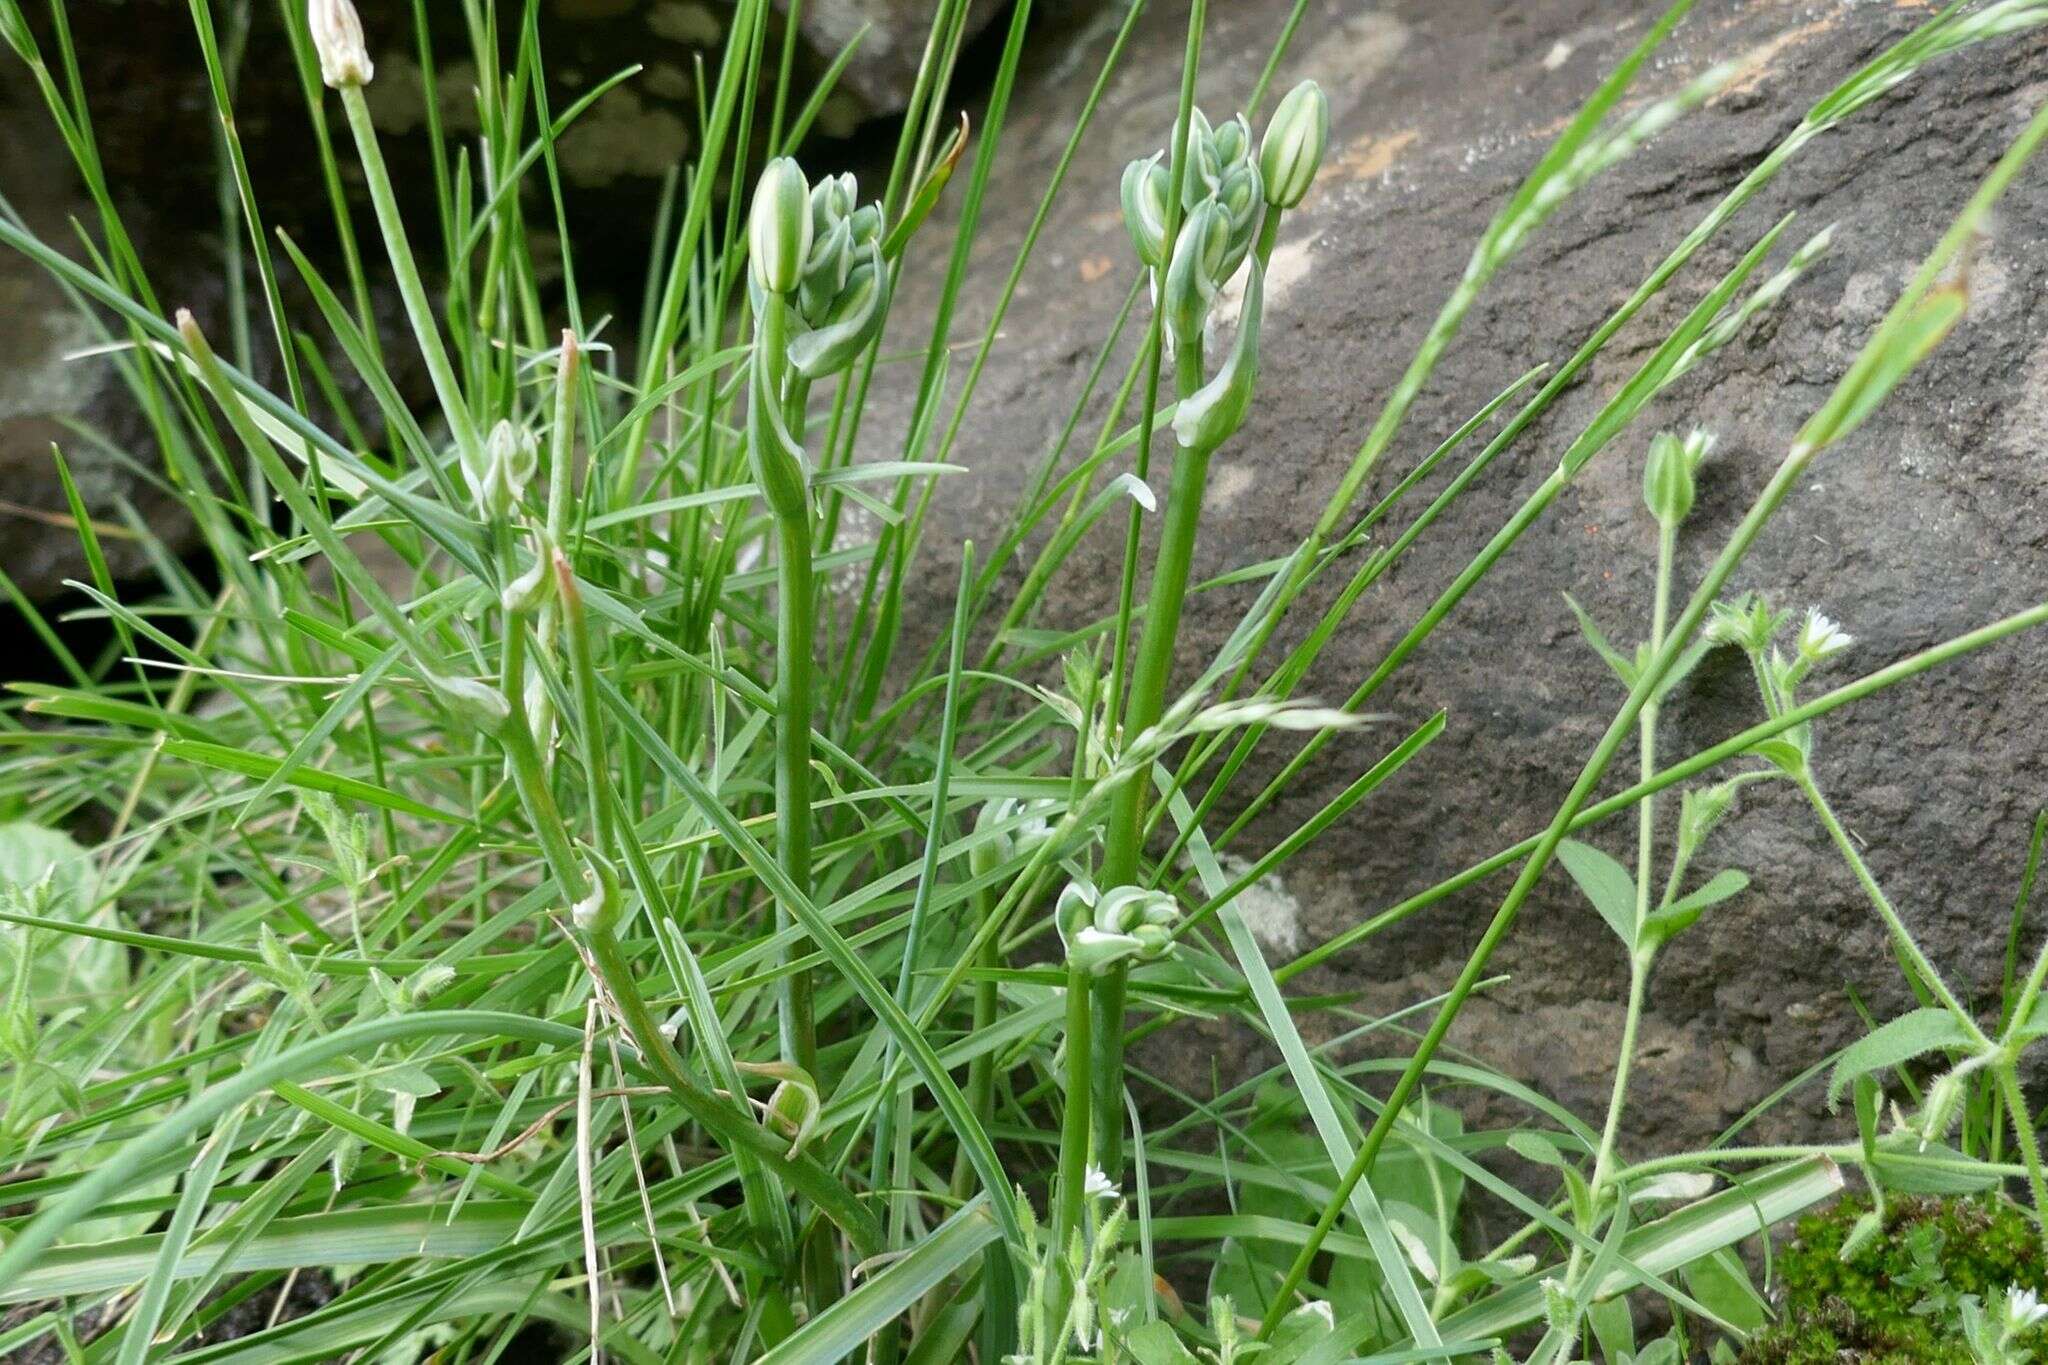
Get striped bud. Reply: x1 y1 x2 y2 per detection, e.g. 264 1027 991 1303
749 158 813 295
1121 153 1172 269
1260 80 1329 208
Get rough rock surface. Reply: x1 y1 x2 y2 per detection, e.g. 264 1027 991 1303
876 0 2048 1150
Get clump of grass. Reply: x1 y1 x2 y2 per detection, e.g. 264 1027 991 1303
0 0 2046 1361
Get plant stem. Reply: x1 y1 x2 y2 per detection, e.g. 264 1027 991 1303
1092 348 1214 1177
1996 1062 2048 1254
773 510 818 1081
582 919 880 1254
1051 962 1095 1301
1567 522 1673 1291
1791 767 1988 1047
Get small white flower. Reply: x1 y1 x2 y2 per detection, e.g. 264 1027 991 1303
1083 1166 1118 1203
2007 1285 2048 1333
1797 608 1854 661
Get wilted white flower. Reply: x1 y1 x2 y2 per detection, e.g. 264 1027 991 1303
1797 608 1854 662
307 0 373 89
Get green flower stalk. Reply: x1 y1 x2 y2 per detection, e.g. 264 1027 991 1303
745 159 894 1078
1087 91 1311 1188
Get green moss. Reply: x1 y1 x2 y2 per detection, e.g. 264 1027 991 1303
1737 1195 2047 1365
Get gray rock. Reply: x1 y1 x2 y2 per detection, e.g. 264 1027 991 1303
878 0 2048 1150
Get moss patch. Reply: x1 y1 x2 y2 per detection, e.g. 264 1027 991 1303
1737 1195 2047 1364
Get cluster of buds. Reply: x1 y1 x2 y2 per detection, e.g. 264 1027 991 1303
749 159 891 380
1119 82 1327 354
465 419 539 524
1056 881 1181 976
746 158 893 519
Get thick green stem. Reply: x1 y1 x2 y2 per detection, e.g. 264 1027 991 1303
1092 350 1214 1176
1051 963 1095 1292
774 511 818 1080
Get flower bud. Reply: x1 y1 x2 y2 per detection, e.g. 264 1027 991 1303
1642 431 1694 526
844 202 885 250
1215 162 1266 275
799 216 856 323
1212 114 1253 172
1121 153 1172 269
308 0 374 89
808 172 858 237
1796 608 1853 663
1181 108 1222 210
1163 199 1233 346
749 158 813 295
788 246 890 380
1260 80 1329 208
471 419 536 520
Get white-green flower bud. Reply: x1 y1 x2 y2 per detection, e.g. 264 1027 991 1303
1260 80 1329 208
749 158 813 295
1796 607 1853 663
1163 198 1233 347
1212 114 1253 172
1181 108 1222 210
1121 153 1172 269
799 216 856 322
1642 431 1694 526
788 246 890 380
1215 162 1265 275
808 172 857 238
1062 884 1183 974
308 0 373 89
470 420 536 520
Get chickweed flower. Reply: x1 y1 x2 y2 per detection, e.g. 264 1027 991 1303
749 158 812 295
2007 1286 2047 1335
308 0 373 89
1260 80 1330 208
1796 608 1854 663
